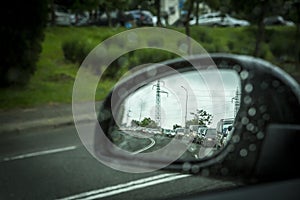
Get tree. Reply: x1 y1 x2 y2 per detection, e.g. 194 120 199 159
131 119 140 127
98 0 128 27
173 124 182 130
139 117 158 128
190 109 212 126
183 0 195 54
0 0 48 87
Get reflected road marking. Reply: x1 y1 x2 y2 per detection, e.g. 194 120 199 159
131 138 156 154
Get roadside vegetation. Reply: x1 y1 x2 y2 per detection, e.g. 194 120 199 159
0 25 298 110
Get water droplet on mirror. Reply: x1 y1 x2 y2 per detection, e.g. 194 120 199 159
244 96 252 105
182 162 192 172
191 165 200 173
241 117 249 125
233 64 241 72
232 135 240 143
249 144 257 151
245 83 253 93
248 108 256 116
221 167 229 175
240 149 248 157
257 131 264 140
201 169 210 176
240 70 249 80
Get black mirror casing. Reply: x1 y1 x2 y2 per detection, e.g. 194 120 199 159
95 53 300 183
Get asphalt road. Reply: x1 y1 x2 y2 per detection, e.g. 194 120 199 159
0 123 238 200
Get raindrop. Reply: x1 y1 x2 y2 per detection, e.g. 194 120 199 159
244 96 252 105
245 83 253 93
260 81 268 90
146 67 157 78
249 144 257 151
248 107 256 116
257 131 264 140
240 70 249 80
241 117 249 125
263 114 270 121
179 43 188 53
259 105 267 113
246 123 255 131
191 165 200 173
127 32 138 43
232 135 240 143
221 168 229 176
240 149 248 157
182 162 192 172
233 65 241 72
201 169 210 176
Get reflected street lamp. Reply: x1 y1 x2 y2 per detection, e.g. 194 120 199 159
181 86 188 129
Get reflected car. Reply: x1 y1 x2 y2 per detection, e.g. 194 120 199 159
201 128 217 147
175 128 185 137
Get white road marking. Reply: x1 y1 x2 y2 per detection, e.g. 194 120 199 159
1 146 78 162
131 138 156 154
57 173 191 200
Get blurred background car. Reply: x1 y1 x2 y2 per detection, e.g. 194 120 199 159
52 4 76 26
127 10 154 26
263 15 295 26
190 12 250 27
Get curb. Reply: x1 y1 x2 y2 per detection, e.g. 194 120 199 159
0 114 97 134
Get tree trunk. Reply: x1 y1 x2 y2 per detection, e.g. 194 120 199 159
195 1 200 25
105 8 112 27
253 1 267 57
185 0 195 55
155 0 162 26
49 0 55 26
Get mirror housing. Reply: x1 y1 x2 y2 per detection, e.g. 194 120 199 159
95 53 300 182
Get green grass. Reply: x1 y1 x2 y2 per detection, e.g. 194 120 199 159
0 26 125 110
0 25 298 110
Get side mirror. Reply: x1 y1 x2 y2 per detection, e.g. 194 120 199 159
94 53 300 182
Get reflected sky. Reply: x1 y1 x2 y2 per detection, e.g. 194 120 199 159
120 69 241 129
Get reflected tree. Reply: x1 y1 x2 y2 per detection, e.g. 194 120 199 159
189 109 212 126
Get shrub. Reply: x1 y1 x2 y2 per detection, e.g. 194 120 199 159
62 39 93 64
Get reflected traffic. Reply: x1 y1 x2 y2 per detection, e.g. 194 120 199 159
111 69 241 160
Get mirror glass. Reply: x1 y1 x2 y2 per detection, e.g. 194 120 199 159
110 69 241 160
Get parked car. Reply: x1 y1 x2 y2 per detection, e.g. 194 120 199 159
127 10 154 26
263 16 295 26
52 4 75 26
190 12 250 27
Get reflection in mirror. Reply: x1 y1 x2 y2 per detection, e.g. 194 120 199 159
111 69 241 160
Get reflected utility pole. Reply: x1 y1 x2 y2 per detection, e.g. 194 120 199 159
231 87 241 118
153 80 168 128
181 86 188 128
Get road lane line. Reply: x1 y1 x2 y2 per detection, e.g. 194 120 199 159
131 138 156 154
57 173 183 200
81 174 191 200
1 146 78 162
